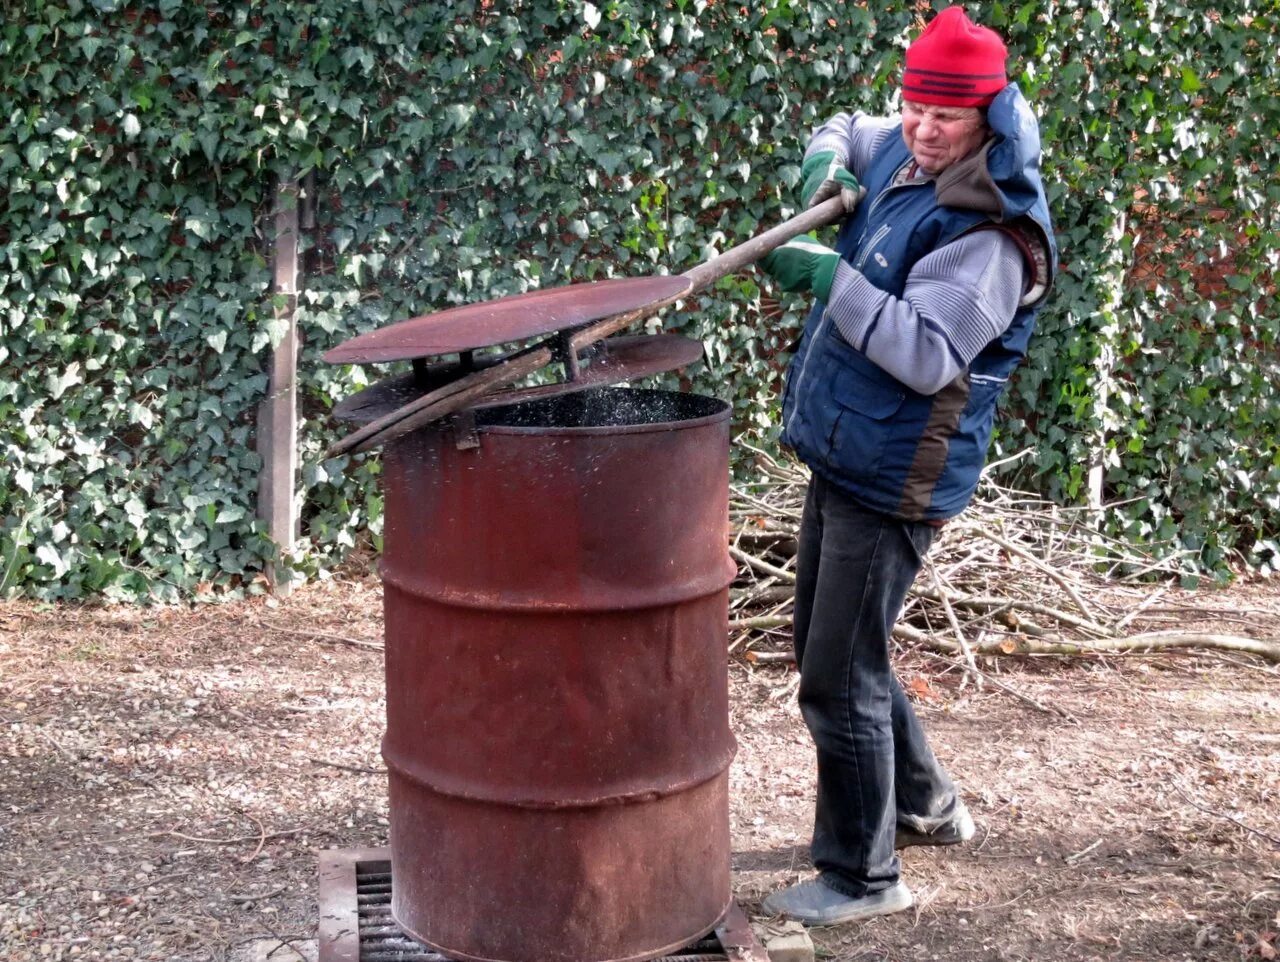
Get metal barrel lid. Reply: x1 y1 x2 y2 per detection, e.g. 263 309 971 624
332 333 704 425
323 276 691 365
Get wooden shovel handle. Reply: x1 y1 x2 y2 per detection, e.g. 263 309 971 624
680 194 847 292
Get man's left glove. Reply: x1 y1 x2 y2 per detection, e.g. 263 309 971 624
800 150 865 211
758 236 841 303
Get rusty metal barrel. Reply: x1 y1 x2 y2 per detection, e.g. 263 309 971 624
378 387 738 962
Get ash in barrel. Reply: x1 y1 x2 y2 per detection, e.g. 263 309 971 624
477 387 724 429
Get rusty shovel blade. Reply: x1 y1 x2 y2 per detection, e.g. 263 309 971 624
323 276 691 364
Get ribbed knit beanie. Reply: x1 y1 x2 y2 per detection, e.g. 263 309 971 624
903 7 1007 107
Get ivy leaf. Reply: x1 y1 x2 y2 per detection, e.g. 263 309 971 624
123 113 141 138
46 363 82 401
24 142 49 170
35 544 69 577
445 104 475 131
1179 67 1201 94
185 216 213 241
583 3 601 29
215 505 246 524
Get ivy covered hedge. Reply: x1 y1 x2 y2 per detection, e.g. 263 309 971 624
2 0 1277 600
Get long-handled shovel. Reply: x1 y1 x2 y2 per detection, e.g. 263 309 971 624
324 194 846 457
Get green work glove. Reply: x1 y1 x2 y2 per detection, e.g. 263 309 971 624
800 150 865 210
758 236 841 303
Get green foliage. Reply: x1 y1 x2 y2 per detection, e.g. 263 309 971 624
993 0 1280 575
2 0 1278 599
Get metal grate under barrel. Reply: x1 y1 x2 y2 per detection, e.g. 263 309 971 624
319 849 765 962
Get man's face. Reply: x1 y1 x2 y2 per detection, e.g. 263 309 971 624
901 101 988 174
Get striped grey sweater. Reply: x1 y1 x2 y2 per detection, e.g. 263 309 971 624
805 111 1028 396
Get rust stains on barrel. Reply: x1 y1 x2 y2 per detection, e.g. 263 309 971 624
380 388 737 962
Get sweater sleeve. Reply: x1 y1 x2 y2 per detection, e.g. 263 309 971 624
804 112 898 182
823 229 1028 395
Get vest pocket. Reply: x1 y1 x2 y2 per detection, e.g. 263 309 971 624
824 357 907 483
946 373 1008 491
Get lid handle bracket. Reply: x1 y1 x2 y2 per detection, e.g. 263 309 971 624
552 331 582 382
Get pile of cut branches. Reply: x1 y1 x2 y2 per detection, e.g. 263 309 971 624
728 444 1280 706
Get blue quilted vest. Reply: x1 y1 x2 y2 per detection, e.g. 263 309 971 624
780 84 1057 522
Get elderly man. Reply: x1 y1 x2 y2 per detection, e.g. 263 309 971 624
756 7 1057 925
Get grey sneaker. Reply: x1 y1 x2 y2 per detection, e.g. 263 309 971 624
760 878 912 926
895 801 976 849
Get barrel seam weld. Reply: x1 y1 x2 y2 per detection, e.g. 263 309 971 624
382 747 737 809
378 560 738 613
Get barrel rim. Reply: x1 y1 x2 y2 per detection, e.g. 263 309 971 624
475 388 731 438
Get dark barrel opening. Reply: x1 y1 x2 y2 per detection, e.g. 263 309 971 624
476 387 726 429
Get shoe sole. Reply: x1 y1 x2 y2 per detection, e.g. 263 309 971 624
895 811 976 850
762 887 914 926
808 889 913 926
894 828 970 849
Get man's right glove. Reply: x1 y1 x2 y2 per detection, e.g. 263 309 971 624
758 235 841 303
800 150 865 211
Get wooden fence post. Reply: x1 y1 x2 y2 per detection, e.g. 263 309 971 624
257 177 300 595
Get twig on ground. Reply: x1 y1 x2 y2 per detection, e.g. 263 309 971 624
260 926 312 960
1191 650 1280 678
728 545 796 585
928 562 980 689
227 886 288 904
951 523 1106 630
744 650 795 664
257 620 384 650
0 715 79 760
1064 838 1104 864
918 649 1076 723
1115 587 1168 630
156 827 313 846
1174 782 1280 848
240 809 268 862
310 757 387 775
731 616 792 632
768 671 801 703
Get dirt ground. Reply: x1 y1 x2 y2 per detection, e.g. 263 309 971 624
2 574 1278 962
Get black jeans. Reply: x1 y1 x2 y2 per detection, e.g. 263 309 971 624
793 474 962 897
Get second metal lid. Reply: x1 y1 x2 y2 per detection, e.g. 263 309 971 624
332 333 705 425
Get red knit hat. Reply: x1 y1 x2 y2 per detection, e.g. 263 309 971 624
903 7 1007 107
